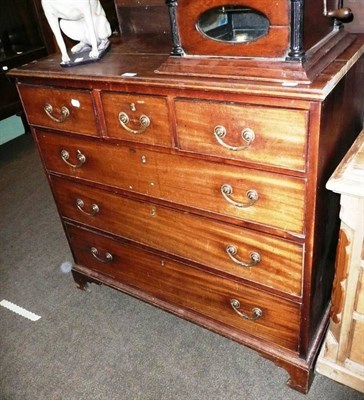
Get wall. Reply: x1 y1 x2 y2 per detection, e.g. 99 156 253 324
346 1 364 33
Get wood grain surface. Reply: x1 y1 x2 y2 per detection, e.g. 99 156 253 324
67 223 301 351
19 85 98 136
52 175 304 296
36 130 306 233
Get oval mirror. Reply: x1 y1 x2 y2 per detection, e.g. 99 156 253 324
197 5 270 43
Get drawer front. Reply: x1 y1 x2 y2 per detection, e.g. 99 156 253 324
101 92 171 146
350 320 364 365
52 176 303 296
66 224 300 351
18 85 98 135
37 131 305 233
356 268 364 314
175 100 308 171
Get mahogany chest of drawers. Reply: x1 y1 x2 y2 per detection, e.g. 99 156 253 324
10 35 364 393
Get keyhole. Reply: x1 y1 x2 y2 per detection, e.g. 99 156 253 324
130 103 136 112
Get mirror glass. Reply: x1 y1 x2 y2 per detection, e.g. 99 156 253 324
197 6 269 43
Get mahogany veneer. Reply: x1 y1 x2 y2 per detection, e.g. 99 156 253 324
9 33 364 393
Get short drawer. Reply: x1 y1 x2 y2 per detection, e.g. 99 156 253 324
37 131 305 233
66 224 300 351
51 176 303 296
18 84 98 135
175 99 308 171
101 92 171 146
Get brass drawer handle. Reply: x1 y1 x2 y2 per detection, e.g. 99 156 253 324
221 183 258 208
61 149 86 168
226 245 261 268
90 247 113 263
118 111 150 135
44 103 70 123
214 125 255 151
76 198 99 216
230 299 263 321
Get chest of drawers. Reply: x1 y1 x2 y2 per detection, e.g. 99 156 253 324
10 36 364 393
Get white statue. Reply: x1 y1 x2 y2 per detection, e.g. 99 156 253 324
41 0 112 65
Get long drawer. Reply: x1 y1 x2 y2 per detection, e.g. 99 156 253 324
51 176 303 296
175 99 308 171
37 131 306 233
66 223 301 351
18 85 98 136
